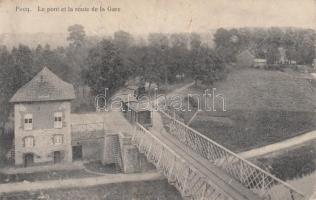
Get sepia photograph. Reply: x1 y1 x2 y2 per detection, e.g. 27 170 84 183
0 0 315 199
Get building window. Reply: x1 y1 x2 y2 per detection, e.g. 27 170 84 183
24 114 33 130
53 135 63 145
23 136 35 148
54 112 63 128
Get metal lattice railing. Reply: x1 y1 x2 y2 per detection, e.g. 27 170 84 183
159 110 305 200
132 123 234 200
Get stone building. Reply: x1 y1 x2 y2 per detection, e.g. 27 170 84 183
10 67 75 167
10 67 153 172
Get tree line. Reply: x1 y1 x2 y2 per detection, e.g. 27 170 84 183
0 25 225 133
0 25 314 133
82 30 226 96
214 27 315 64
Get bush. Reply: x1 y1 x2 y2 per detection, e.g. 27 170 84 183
264 64 284 71
184 96 198 108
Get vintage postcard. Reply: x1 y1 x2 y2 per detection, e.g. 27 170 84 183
0 0 315 199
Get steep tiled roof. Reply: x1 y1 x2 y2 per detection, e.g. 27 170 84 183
10 67 75 103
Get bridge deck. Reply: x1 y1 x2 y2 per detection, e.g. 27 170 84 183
148 111 260 200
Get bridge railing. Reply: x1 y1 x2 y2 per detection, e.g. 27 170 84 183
159 110 305 200
132 123 234 200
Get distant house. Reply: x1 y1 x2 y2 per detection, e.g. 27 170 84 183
236 50 255 68
10 67 75 167
253 58 267 68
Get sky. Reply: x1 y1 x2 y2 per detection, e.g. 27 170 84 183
0 0 315 35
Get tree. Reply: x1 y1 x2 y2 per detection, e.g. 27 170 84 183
129 45 165 91
266 45 280 64
82 40 128 97
214 28 239 62
296 29 315 64
67 24 86 49
190 33 202 50
144 46 166 89
66 24 89 85
148 33 169 49
0 46 13 134
189 33 202 85
113 30 135 50
147 33 170 85
169 33 189 82
0 45 33 134
191 47 225 85
113 31 136 77
11 45 34 87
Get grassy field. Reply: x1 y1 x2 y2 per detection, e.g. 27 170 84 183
251 140 316 181
189 109 316 152
173 69 316 152
1 179 182 200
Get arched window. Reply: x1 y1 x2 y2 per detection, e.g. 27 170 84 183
23 136 35 148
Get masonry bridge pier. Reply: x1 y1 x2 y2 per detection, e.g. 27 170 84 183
130 110 305 200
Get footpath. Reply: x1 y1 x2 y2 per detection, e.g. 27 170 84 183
0 171 163 193
238 130 316 159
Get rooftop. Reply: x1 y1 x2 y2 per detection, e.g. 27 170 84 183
10 67 75 103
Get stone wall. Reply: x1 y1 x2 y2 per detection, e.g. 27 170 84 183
72 138 104 161
119 133 155 173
